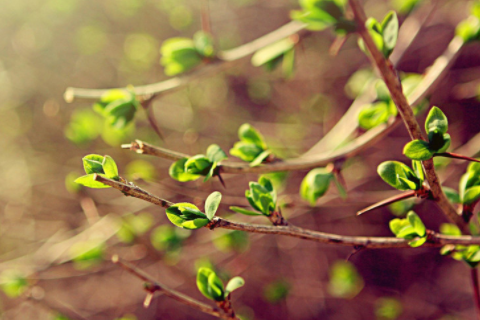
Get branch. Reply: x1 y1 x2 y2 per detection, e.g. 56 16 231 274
112 255 238 320
64 21 306 102
94 175 480 249
348 0 468 233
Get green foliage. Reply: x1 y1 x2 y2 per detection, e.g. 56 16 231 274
459 162 480 205
0 270 28 298
64 108 102 145
263 279 291 303
440 224 480 268
205 191 222 220
160 31 215 76
231 176 277 216
165 192 221 229
291 0 356 34
403 107 451 160
300 167 333 205
251 38 296 78
389 211 427 247
358 11 399 58
116 212 154 244
377 161 423 191
93 89 139 129
456 3 480 42
75 154 120 188
230 123 271 166
375 297 403 320
196 268 244 301
169 144 227 182
151 224 191 252
328 261 364 299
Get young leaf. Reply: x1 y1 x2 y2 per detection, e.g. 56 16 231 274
102 155 119 180
230 206 263 216
238 123 267 149
407 212 426 237
166 203 208 230
225 277 245 296
169 158 201 182
207 272 225 301
300 168 333 205
205 192 222 220
83 154 105 174
75 174 111 189
206 144 227 163
197 268 214 300
251 38 295 68
403 140 434 160
377 161 421 191
412 160 424 182
425 106 448 135
381 11 398 57
204 162 217 182
193 31 215 57
184 155 212 175
230 142 264 162
250 150 272 167
463 186 480 205
358 101 393 130
440 223 461 236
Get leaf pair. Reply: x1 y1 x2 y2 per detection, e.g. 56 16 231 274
377 160 424 191
230 177 276 216
197 268 244 301
403 107 451 161
291 0 356 34
358 11 399 58
160 31 215 76
229 124 271 167
300 167 346 206
440 223 480 268
169 144 227 182
75 154 119 188
251 38 296 79
166 192 222 230
93 89 139 129
389 211 427 247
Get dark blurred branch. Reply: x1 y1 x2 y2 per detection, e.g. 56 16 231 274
94 175 480 249
471 268 480 319
348 0 467 233
64 21 306 102
112 255 238 320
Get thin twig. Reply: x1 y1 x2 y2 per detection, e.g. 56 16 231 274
348 0 467 233
140 95 164 140
471 268 480 320
112 255 238 320
357 190 417 216
93 175 480 249
64 21 306 102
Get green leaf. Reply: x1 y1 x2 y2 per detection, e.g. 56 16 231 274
425 106 448 135
381 11 398 57
185 155 212 175
250 150 272 167
82 154 105 174
358 101 393 130
230 142 264 162
403 140 434 160
104 99 137 129
412 160 424 182
169 158 201 182
0 271 28 298
197 268 214 300
207 272 225 301
389 218 410 235
181 219 210 230
251 38 295 68
463 186 480 205
193 31 215 57
440 223 461 236
230 206 262 216
160 38 203 76
408 237 427 247
237 123 267 149
407 211 426 237
328 261 364 299
206 144 227 163
204 161 217 182
300 168 333 205
377 161 421 191
102 155 119 180
259 176 274 193
75 174 111 189
205 191 222 220
456 16 480 43
166 203 208 230
225 277 245 296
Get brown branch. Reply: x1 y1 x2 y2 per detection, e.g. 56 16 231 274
357 190 417 216
140 95 164 140
94 176 480 249
348 0 467 233
64 21 306 102
471 268 480 320
112 255 238 320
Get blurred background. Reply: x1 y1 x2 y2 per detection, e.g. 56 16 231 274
1 0 480 319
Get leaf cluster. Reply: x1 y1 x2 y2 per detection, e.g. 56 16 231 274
160 31 215 76
93 89 139 129
196 268 244 301
359 11 399 58
230 177 277 216
440 224 480 268
166 192 221 230
169 144 227 182
403 107 451 160
377 160 424 191
229 123 271 166
389 211 427 247
75 154 119 188
291 0 356 34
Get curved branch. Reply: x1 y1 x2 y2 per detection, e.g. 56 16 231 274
64 21 306 102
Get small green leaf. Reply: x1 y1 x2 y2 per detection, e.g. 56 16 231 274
230 206 262 216
185 155 212 175
205 192 222 220
456 16 480 43
425 106 448 135
403 140 434 161
102 155 119 180
440 223 461 236
238 123 267 149
0 271 28 298
193 31 215 57
166 203 208 230
300 168 333 205
75 174 111 189
358 101 394 130
328 261 364 299
463 186 480 205
230 142 264 162
206 144 227 163
377 161 421 191
412 160 424 182
408 237 427 247
83 154 105 174
407 211 426 237
207 272 225 301
251 38 295 68
250 150 272 167
160 37 203 76
225 277 245 296
389 218 409 235
169 158 201 182
197 268 214 300
181 219 210 230
381 11 398 57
